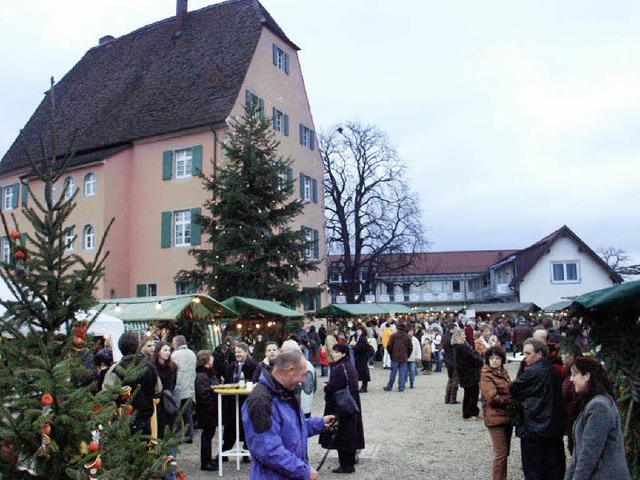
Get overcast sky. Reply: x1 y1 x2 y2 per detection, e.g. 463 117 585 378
1 0 638 266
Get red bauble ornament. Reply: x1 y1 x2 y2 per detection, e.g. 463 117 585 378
42 423 51 436
9 230 20 240
72 336 85 346
88 441 99 452
14 250 25 260
92 406 102 412
41 393 53 406
75 324 88 336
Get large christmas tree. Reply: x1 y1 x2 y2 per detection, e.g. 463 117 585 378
176 104 318 306
0 81 181 480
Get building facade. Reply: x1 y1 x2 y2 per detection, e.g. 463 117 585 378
0 0 326 312
328 226 622 309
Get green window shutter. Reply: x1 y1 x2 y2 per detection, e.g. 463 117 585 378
20 233 26 246
284 53 290 74
312 178 318 203
245 89 252 108
161 211 172 248
272 44 278 66
162 151 173 181
284 114 289 136
21 181 29 206
190 207 201 245
192 145 202 176
0 187 3 210
315 292 322 311
313 229 319 259
299 124 304 145
272 107 277 130
287 167 293 183
310 130 315 150
299 173 305 198
11 184 18 209
136 284 147 297
259 98 265 120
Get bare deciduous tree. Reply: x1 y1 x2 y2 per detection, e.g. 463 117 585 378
598 246 640 276
320 120 428 303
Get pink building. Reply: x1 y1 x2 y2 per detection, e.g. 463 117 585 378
0 0 326 311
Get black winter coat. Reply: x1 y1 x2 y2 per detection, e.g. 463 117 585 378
353 336 371 382
509 358 564 440
112 354 158 420
195 366 219 428
319 356 365 452
156 362 178 439
453 343 483 388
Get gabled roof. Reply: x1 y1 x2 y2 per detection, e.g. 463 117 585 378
328 250 517 276
511 225 623 286
1 0 295 175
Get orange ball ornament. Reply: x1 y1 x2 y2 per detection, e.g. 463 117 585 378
41 393 53 406
42 423 51 436
88 441 99 452
9 231 20 240
14 250 25 260
72 336 85 346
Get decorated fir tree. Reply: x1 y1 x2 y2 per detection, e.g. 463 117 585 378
176 104 318 305
0 80 182 480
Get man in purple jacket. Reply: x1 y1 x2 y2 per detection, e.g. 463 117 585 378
242 350 335 479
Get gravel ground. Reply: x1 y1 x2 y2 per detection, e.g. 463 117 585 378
179 360 526 479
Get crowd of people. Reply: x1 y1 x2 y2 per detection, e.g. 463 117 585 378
91 312 631 480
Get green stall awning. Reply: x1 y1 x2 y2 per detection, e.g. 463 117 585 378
221 297 303 319
465 302 540 313
95 294 238 326
543 300 572 312
570 280 640 315
314 303 413 318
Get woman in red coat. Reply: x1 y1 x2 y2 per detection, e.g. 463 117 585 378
479 346 512 480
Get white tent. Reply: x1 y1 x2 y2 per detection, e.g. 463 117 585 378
0 280 124 361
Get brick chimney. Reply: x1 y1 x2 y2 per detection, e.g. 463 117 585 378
99 35 115 46
176 0 188 32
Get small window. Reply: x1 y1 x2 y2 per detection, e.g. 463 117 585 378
452 280 461 293
272 44 289 74
3 188 13 211
245 90 265 119
174 148 193 179
402 283 411 302
65 228 75 251
302 227 313 258
551 261 580 283
299 124 315 150
63 177 76 201
174 210 192 247
272 108 289 136
1 237 9 263
83 225 95 250
302 176 311 202
329 271 341 283
84 173 96 197
176 282 188 295
147 284 158 297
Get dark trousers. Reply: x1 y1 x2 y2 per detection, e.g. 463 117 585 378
181 399 194 439
445 365 459 403
200 424 217 467
462 383 480 418
338 449 356 469
520 436 565 480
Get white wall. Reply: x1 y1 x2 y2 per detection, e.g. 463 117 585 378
519 236 617 308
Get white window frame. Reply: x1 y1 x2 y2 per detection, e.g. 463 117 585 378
301 126 309 147
551 261 580 284
174 210 191 247
302 176 311 202
63 177 76 201
3 187 13 211
84 173 96 197
147 283 158 297
273 109 284 134
83 225 95 250
329 271 342 283
1 237 9 263
303 227 313 258
65 228 75 252
174 148 193 179
274 45 286 71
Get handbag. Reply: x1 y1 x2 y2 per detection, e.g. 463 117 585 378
331 365 359 415
162 387 181 416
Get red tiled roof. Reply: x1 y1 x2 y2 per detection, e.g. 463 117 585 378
328 250 517 276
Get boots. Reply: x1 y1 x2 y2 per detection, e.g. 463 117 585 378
359 382 368 393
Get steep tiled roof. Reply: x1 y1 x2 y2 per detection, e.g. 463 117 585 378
328 250 517 276
1 0 295 175
511 225 623 285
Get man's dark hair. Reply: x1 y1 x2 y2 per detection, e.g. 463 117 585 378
484 346 507 366
333 343 349 355
118 331 140 356
524 337 549 357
